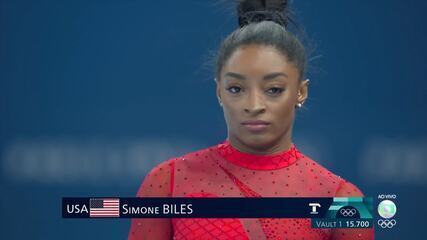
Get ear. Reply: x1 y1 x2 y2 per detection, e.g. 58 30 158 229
215 78 221 101
297 79 309 104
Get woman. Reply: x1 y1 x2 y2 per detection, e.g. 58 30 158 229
129 0 374 239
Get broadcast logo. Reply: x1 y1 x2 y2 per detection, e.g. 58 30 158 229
309 203 321 214
377 196 397 229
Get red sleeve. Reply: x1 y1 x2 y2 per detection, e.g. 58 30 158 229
128 159 175 240
330 180 375 240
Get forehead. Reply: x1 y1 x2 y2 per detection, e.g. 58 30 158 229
221 44 299 80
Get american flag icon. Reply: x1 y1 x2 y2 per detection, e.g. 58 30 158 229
89 198 120 217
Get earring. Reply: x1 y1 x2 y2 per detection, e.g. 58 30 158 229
296 102 302 108
218 99 223 107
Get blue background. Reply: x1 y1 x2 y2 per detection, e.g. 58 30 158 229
1 0 425 239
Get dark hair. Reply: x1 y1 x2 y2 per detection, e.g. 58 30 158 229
216 0 306 80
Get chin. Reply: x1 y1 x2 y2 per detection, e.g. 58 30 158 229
240 134 276 151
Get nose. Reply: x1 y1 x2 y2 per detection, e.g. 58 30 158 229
244 90 266 115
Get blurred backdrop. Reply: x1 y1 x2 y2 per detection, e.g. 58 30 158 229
1 0 426 239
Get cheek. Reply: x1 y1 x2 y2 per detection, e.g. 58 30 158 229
222 104 244 132
223 105 239 125
271 98 296 124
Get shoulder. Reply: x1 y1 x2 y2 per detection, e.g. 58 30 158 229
299 154 365 197
136 144 218 197
136 158 176 197
299 154 343 182
335 180 364 197
173 144 219 171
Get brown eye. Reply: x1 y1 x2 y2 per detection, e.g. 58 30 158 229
266 87 284 95
226 86 242 94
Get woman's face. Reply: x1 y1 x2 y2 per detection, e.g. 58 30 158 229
217 44 308 153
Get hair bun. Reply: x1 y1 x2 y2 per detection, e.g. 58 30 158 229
237 0 288 28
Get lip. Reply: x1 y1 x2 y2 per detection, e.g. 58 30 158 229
241 120 270 132
241 120 270 125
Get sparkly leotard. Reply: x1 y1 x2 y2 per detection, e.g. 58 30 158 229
128 141 374 239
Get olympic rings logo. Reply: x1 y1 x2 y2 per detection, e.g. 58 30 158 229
377 219 397 228
339 208 357 217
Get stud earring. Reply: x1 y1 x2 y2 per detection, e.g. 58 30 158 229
296 102 302 108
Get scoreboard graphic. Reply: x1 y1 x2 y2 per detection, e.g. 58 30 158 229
312 197 374 229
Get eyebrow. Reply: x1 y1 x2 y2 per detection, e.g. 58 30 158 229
224 72 288 81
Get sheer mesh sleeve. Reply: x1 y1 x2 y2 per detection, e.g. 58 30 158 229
128 159 175 240
330 181 375 240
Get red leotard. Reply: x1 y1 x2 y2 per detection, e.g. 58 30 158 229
129 140 374 239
